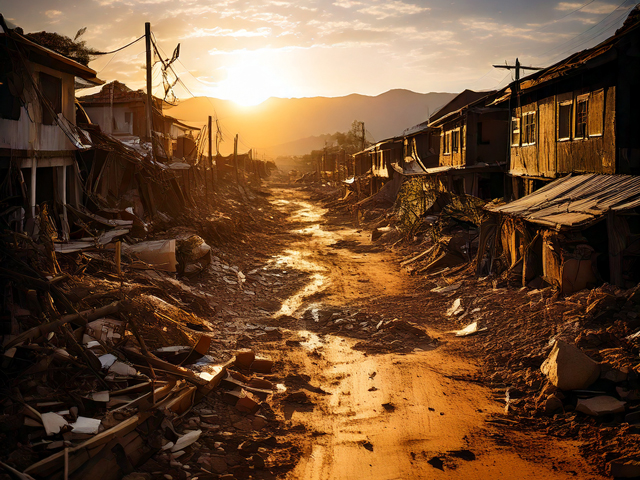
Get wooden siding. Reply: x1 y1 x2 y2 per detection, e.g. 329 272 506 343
510 86 616 178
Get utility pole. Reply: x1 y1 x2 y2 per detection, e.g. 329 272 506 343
144 22 154 159
208 115 213 190
233 134 239 185
215 118 222 184
493 58 543 92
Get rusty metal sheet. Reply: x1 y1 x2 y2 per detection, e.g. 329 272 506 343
488 174 640 230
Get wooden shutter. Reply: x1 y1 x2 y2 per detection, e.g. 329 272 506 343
588 89 604 137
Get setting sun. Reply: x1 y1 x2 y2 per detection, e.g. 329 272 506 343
211 50 299 106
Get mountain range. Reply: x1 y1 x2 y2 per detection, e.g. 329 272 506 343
164 89 456 156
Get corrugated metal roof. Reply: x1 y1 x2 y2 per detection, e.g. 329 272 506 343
487 174 640 230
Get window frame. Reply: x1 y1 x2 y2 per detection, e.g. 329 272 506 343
558 100 573 142
443 131 451 155
452 129 460 153
574 95 589 140
522 111 536 146
39 72 62 126
511 116 520 147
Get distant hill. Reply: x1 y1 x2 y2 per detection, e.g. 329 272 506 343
164 89 456 156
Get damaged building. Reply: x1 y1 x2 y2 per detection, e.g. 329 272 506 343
478 9 640 291
0 15 103 239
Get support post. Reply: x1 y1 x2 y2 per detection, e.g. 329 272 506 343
144 22 154 158
208 115 213 191
30 156 36 218
233 134 239 185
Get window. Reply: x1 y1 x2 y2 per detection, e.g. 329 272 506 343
558 101 572 140
477 122 490 145
452 130 460 153
443 131 451 154
522 111 536 145
588 89 604 137
511 117 520 146
575 96 588 139
124 112 132 124
0 54 21 120
39 72 62 126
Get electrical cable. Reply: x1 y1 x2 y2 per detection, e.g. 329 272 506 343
94 35 144 55
536 0 633 60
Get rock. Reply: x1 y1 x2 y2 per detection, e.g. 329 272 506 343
284 391 310 404
235 391 260 414
250 358 274 373
234 349 255 369
540 340 600 391
541 394 564 415
251 453 266 470
625 410 640 424
575 396 626 416
208 456 228 474
252 415 268 430
601 367 628 383
609 457 640 478
232 418 253 431
122 474 151 480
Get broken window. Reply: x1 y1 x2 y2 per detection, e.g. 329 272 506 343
443 131 451 155
588 89 604 137
452 130 460 153
522 111 536 145
575 95 588 139
0 53 21 121
39 72 62 126
558 101 572 141
511 117 520 146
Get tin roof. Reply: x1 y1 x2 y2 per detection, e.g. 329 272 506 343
486 174 640 230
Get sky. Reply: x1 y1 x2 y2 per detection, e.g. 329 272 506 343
2 0 638 105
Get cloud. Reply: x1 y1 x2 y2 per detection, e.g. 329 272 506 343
185 26 272 38
556 2 620 15
333 0 364 7
358 0 429 19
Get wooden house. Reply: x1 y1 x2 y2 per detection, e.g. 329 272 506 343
0 15 103 236
494 7 640 198
426 90 508 199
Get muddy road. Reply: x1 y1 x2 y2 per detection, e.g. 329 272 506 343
249 186 603 480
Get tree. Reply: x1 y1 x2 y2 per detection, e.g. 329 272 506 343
334 120 368 154
26 28 100 66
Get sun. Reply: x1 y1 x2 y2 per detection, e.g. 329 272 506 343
213 51 296 106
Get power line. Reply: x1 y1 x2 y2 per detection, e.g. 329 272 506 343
536 0 634 60
95 35 144 55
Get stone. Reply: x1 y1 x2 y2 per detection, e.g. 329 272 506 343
540 340 600 391
601 367 628 383
625 410 640 424
122 474 151 480
234 349 255 369
252 415 268 430
232 418 253 431
541 394 564 415
575 396 626 416
235 391 260 414
609 457 640 478
208 456 228 474
250 358 274 374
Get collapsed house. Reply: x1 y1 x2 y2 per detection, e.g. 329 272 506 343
0 15 103 240
477 8 640 292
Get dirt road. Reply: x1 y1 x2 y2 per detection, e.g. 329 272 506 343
259 186 603 480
